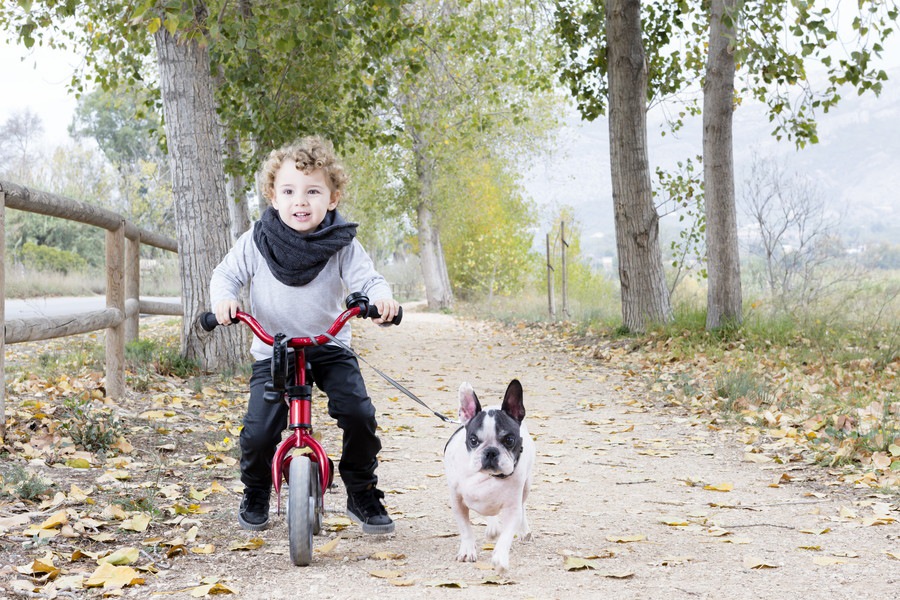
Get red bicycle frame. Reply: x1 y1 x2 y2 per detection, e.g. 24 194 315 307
231 305 363 512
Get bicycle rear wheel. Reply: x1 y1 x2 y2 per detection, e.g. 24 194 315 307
288 455 315 566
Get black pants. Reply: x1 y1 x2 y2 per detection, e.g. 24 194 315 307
240 344 381 493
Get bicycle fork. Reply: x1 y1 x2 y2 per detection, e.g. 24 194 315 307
271 353 332 514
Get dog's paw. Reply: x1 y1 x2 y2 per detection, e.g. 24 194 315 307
491 552 510 574
456 542 478 563
485 517 501 541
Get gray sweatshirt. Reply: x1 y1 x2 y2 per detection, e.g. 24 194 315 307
210 229 392 360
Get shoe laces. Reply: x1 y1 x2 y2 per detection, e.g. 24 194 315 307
352 487 387 517
242 488 269 513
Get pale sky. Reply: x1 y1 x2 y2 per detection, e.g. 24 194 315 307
1 39 82 149
3 23 898 250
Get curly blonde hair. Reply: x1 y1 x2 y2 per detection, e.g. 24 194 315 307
259 136 350 202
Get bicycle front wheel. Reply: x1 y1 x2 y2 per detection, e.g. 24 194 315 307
287 455 315 566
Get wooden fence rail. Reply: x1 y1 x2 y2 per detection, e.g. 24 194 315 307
0 180 182 438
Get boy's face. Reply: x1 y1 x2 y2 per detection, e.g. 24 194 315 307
271 159 339 234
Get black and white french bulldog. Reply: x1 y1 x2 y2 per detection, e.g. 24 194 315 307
443 379 535 573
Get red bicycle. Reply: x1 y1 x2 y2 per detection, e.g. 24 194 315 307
199 292 401 566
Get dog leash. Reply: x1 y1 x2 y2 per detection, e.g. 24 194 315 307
321 333 459 424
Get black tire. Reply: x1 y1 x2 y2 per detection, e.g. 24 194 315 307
288 456 314 566
312 461 323 535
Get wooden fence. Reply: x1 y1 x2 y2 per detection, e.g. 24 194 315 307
0 180 183 438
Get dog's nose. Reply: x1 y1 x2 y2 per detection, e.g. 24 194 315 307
482 447 500 469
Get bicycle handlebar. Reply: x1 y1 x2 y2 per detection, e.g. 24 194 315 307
198 293 402 345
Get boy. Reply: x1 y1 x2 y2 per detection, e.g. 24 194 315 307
210 136 399 534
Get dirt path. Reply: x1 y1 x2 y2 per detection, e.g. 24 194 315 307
4 308 899 599
174 308 897 600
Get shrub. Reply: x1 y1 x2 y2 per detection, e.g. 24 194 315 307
0 465 53 501
58 397 124 454
20 241 88 274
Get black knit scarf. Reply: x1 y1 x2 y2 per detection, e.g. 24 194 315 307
253 207 358 286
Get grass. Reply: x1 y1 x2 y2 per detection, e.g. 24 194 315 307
3 259 182 299
58 396 125 454
461 268 899 483
126 337 200 380
0 465 54 501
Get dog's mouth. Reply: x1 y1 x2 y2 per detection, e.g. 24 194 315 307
480 453 509 475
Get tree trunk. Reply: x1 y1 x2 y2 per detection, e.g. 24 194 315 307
417 202 453 310
606 0 673 332
154 8 244 371
703 0 743 330
413 143 453 310
224 135 250 241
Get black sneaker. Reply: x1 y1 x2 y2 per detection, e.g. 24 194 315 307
347 486 394 534
238 487 270 531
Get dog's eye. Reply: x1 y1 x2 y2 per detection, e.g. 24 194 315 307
467 434 479 447
502 434 516 448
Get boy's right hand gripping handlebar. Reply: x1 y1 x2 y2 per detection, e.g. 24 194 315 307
198 292 402 332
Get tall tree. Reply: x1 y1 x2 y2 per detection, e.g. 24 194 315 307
0 109 45 182
151 3 244 369
70 87 174 235
703 0 741 329
606 0 673 331
386 0 559 310
555 0 897 330
1 0 414 371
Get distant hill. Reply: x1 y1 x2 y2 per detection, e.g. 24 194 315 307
524 67 900 263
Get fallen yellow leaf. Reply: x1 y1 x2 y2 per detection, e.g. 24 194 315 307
228 538 264 551
85 562 144 589
370 570 403 579
606 534 646 543
100 547 140 565
704 482 734 492
316 537 341 555
743 556 779 569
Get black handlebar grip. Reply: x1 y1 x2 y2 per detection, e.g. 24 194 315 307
366 304 403 325
199 312 220 332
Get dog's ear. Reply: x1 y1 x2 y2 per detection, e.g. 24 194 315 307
501 379 525 423
458 382 481 424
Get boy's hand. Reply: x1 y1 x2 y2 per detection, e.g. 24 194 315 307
372 298 400 325
214 300 241 326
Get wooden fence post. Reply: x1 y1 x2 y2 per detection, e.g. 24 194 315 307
0 190 5 439
125 233 140 343
106 221 126 398
561 221 570 319
546 233 556 320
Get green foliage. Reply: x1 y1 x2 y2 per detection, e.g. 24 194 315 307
440 156 540 299
554 0 704 122
655 155 707 294
6 212 105 270
342 145 415 268
19 241 87 274
0 465 54 502
714 369 774 414
126 337 200 379
862 244 900 270
546 207 616 309
58 397 124 454
553 0 899 146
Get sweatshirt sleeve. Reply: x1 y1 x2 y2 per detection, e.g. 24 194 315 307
210 230 256 308
339 239 392 302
